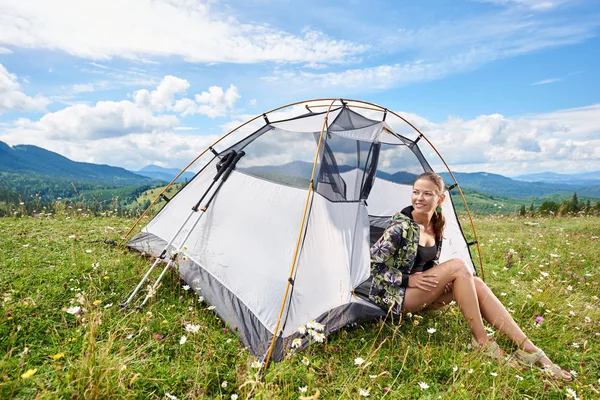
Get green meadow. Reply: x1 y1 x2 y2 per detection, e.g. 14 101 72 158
1 213 599 399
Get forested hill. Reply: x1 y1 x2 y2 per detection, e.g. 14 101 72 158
0 141 161 200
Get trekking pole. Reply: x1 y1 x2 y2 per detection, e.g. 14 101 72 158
120 151 237 309
137 150 246 309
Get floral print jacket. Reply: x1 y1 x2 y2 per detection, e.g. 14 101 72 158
369 206 442 316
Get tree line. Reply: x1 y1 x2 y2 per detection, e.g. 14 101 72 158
519 192 600 217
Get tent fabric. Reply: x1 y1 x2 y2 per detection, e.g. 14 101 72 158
127 103 476 362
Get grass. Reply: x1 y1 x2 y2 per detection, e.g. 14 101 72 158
0 213 599 399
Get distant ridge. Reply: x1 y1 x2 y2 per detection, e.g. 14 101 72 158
440 171 600 198
512 171 600 185
135 165 196 183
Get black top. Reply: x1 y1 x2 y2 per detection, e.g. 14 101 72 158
412 244 438 273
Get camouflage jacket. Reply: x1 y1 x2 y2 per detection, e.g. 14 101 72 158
369 206 442 316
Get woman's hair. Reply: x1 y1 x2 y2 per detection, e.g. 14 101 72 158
415 172 446 242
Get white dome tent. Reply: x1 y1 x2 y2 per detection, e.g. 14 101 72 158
122 98 484 367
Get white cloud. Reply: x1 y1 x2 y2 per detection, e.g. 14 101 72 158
531 78 561 85
413 104 600 175
133 75 190 112
475 0 563 10
0 47 12 54
0 63 50 113
12 100 179 140
263 3 597 92
0 1 365 64
194 85 241 118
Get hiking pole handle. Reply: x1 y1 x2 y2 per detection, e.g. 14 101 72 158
214 151 236 181
192 151 236 212
200 151 245 211
221 151 245 182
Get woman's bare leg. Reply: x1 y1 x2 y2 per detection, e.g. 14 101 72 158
402 258 489 345
472 277 571 379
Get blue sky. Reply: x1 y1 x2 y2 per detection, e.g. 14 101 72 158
0 0 599 175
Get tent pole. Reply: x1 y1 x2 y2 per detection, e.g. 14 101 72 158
263 99 339 370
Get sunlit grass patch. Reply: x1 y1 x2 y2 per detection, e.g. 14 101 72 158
0 214 599 398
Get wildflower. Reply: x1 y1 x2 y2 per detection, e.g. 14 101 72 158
221 381 228 388
306 320 325 331
104 276 109 280
571 342 579 348
85 249 92 253
50 352 64 360
301 356 310 366
490 372 498 376
500 293 507 297
103 303 113 309
251 360 264 369
179 335 187 345
93 300 102 306
291 338 302 349
358 388 370 397
354 357 365 365
569 370 578 377
567 285 573 291
207 305 216 311
569 310 576 316
66 306 81 315
565 388 579 399
120 364 127 371
21 369 37 379
453 366 458 373
585 316 592 323
313 332 325 343
418 381 429 390
231 395 238 400
369 374 378 379
126 333 133 339
182 285 190 291
155 334 163 340
427 328 437 334
165 394 178 400
184 324 200 334
515 375 523 381
146 311 153 318
468 369 474 374
198 296 204 302
298 386 308 393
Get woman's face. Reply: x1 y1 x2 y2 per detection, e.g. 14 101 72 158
411 179 443 213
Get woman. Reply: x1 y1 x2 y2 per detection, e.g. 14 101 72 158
369 172 571 380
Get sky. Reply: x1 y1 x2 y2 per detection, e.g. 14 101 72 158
0 0 599 176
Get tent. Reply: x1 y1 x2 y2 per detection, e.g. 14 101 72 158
124 99 483 366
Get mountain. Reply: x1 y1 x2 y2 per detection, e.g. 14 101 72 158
512 171 600 186
440 172 600 198
0 141 161 200
135 165 196 183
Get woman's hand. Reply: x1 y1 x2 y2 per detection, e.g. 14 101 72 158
444 282 453 294
408 272 439 292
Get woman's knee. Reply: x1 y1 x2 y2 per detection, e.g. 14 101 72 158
448 258 472 278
